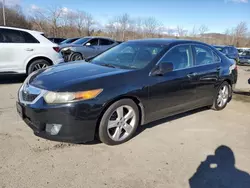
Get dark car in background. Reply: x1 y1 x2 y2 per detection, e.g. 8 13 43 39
214 45 239 63
60 36 121 62
60 37 80 45
16 39 238 145
48 37 66 44
239 50 250 65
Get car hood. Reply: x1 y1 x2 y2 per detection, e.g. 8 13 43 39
30 62 131 91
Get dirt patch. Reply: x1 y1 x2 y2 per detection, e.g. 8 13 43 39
32 143 79 152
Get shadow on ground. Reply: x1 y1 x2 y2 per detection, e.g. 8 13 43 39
0 74 26 84
189 145 250 188
233 89 250 103
136 107 208 137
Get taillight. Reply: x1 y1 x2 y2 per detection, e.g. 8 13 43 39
53 47 60 53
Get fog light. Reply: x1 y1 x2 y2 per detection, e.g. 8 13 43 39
46 124 62 135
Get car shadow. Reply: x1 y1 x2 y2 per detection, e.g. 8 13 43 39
135 107 209 137
189 145 250 188
234 90 250 96
0 74 26 84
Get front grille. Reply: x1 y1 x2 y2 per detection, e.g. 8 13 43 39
22 91 39 102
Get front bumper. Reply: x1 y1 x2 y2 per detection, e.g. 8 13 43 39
16 100 101 143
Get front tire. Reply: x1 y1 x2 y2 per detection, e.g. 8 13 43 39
211 82 231 111
98 99 140 145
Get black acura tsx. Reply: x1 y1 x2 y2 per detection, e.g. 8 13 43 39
16 39 238 145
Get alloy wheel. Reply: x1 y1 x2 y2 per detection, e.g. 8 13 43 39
32 63 48 71
217 85 229 107
107 105 136 142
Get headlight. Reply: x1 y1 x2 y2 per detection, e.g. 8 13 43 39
44 89 103 104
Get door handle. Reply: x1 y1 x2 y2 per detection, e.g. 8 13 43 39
187 72 198 78
25 48 34 51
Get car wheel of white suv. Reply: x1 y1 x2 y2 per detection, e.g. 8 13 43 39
27 59 51 75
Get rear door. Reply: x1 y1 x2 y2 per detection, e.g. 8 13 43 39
191 44 221 105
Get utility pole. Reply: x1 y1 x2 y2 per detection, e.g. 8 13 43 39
2 0 6 26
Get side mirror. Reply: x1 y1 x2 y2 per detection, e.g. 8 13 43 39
248 78 250 84
85 43 91 46
151 62 174 76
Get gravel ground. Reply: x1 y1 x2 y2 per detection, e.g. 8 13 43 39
0 66 250 188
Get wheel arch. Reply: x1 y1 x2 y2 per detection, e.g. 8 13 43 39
26 56 53 74
95 95 145 135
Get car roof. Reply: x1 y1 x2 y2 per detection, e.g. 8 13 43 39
0 26 43 34
127 38 209 46
214 45 236 48
83 36 115 40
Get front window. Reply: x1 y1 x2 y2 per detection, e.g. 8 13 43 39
90 42 166 69
159 45 193 70
72 37 91 45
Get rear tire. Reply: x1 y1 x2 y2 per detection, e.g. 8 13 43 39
98 99 140 145
27 59 51 75
211 82 231 111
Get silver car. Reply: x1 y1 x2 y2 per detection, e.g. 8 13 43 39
60 37 121 62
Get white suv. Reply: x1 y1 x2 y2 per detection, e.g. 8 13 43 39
0 27 64 75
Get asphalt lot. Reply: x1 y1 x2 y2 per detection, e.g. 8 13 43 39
0 66 250 188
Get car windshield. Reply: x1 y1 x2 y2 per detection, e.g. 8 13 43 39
72 38 91 45
90 42 166 69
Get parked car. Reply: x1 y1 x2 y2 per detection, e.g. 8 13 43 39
237 48 250 55
60 36 121 62
16 39 238 145
213 45 239 63
48 37 66 44
0 26 64 75
59 37 80 45
239 50 250 65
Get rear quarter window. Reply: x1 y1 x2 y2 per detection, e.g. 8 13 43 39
20 31 40 43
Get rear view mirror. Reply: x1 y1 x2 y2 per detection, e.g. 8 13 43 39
151 62 174 76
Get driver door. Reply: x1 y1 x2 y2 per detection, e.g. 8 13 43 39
147 44 197 121
81 38 99 58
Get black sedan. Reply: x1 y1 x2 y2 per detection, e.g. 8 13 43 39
16 39 238 145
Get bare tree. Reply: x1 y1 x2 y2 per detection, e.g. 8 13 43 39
143 17 159 38
199 25 209 35
190 25 197 37
116 13 130 40
84 12 95 36
74 10 86 35
176 25 186 37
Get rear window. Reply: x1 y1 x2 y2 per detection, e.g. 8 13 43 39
20 31 39 43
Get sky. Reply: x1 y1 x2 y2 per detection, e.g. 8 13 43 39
6 0 250 33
